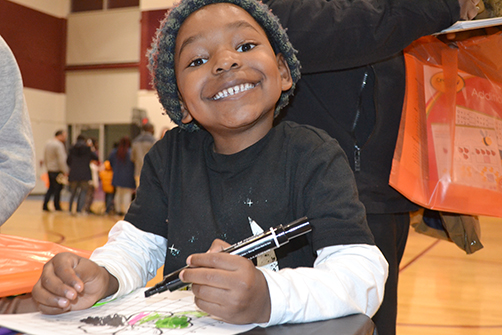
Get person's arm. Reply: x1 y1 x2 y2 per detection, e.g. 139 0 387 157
0 36 36 225
90 220 168 300
258 244 387 326
130 144 137 163
263 0 466 72
59 144 69 174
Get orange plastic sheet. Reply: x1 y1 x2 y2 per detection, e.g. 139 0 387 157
390 32 502 217
0 234 91 297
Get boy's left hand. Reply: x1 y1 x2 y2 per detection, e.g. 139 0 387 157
180 239 271 324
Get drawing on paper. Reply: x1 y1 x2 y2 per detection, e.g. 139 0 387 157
78 309 209 334
0 289 256 335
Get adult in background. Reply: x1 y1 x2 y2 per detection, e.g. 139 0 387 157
42 130 68 212
0 35 36 225
108 136 135 216
67 135 98 215
262 0 480 334
131 123 156 187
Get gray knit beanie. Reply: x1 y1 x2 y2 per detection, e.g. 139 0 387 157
148 0 301 131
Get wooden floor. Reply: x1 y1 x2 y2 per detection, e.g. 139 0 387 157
1 195 501 335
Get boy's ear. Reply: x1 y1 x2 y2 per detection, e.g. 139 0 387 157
277 53 293 91
179 98 193 124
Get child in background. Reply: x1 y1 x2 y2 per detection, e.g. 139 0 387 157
83 138 100 214
32 0 387 326
99 160 114 215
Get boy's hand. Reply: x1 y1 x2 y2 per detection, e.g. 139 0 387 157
180 239 271 324
32 252 118 314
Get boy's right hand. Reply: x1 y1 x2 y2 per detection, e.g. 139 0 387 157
32 252 118 314
181 239 271 324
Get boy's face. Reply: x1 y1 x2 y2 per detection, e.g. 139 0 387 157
174 3 292 137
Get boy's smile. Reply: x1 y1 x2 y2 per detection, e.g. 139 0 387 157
212 83 255 100
174 3 292 154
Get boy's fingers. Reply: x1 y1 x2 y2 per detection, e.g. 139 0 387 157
32 278 72 314
206 239 231 253
182 254 255 289
193 296 227 319
38 261 79 301
36 300 72 315
181 267 232 289
193 295 250 325
188 252 245 271
51 254 85 295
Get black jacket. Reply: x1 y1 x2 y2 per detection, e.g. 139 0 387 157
67 139 98 182
264 0 461 213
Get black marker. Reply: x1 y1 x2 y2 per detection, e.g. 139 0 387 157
144 217 311 298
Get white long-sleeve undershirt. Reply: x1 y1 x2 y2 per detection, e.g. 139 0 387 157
91 220 387 326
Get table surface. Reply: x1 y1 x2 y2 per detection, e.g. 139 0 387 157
0 314 374 335
1 292 374 335
239 314 375 335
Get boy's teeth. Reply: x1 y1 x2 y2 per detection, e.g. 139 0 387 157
213 83 254 100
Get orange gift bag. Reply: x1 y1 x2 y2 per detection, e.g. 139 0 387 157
0 234 91 297
390 31 502 217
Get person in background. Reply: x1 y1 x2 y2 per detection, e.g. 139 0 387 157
261 0 480 334
83 138 100 214
131 123 156 187
108 136 135 216
0 35 36 225
67 135 98 215
99 160 115 215
31 0 387 324
84 159 100 214
42 130 68 212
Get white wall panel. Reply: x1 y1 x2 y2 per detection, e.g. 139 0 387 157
67 8 141 65
23 88 66 194
140 0 175 11
66 68 139 124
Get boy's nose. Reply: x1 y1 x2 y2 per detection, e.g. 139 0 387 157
213 50 240 74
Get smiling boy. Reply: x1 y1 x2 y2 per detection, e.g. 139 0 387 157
32 0 387 326
174 3 292 154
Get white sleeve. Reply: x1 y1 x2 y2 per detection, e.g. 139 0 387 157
90 220 167 300
258 244 388 327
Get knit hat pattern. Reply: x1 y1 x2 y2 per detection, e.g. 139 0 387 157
148 0 301 131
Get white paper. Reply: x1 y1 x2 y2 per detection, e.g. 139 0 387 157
436 17 502 34
0 289 256 335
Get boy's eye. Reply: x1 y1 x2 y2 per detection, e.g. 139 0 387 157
237 43 256 53
188 58 207 67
